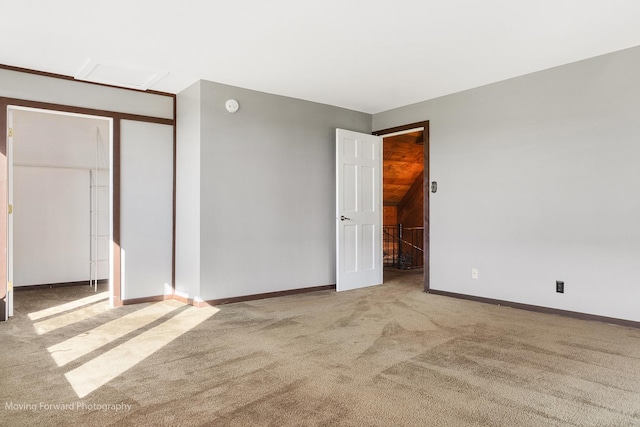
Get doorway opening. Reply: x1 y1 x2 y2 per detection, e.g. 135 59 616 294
374 121 429 292
7 106 113 316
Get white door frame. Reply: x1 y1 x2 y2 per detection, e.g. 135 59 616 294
6 110 13 317
373 121 430 292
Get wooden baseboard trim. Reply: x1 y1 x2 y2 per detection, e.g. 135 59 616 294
120 294 193 306
118 285 337 308
13 279 108 291
198 284 337 307
171 294 194 305
121 295 172 305
428 289 640 329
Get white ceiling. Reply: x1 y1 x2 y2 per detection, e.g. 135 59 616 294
2 1 640 113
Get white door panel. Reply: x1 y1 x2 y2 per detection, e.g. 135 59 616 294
120 120 173 300
336 129 382 292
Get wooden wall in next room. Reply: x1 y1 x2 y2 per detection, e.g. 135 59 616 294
384 206 398 226
383 130 424 227
397 170 423 227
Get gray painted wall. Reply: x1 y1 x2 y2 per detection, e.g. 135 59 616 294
194 80 371 300
373 46 640 322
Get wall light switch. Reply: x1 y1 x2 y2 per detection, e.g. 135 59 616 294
472 268 478 280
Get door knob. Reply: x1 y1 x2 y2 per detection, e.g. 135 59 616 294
340 215 351 221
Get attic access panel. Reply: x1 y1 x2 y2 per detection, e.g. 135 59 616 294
75 59 167 91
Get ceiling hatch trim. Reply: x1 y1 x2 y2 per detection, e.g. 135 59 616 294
74 58 168 91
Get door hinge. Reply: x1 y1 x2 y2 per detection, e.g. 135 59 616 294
8 128 13 138
7 282 12 291
8 204 12 214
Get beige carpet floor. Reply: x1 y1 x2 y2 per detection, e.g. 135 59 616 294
1 270 640 426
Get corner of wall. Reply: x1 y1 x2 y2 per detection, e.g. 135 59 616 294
175 81 202 301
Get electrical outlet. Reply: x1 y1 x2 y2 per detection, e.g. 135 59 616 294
471 268 478 280
556 281 564 293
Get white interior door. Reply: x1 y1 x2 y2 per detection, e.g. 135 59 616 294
336 129 382 291
6 110 14 317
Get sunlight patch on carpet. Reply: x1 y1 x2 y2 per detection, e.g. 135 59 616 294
65 305 219 398
48 300 185 367
28 291 109 321
33 300 111 335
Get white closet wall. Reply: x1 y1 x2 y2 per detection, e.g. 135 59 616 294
14 167 90 285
